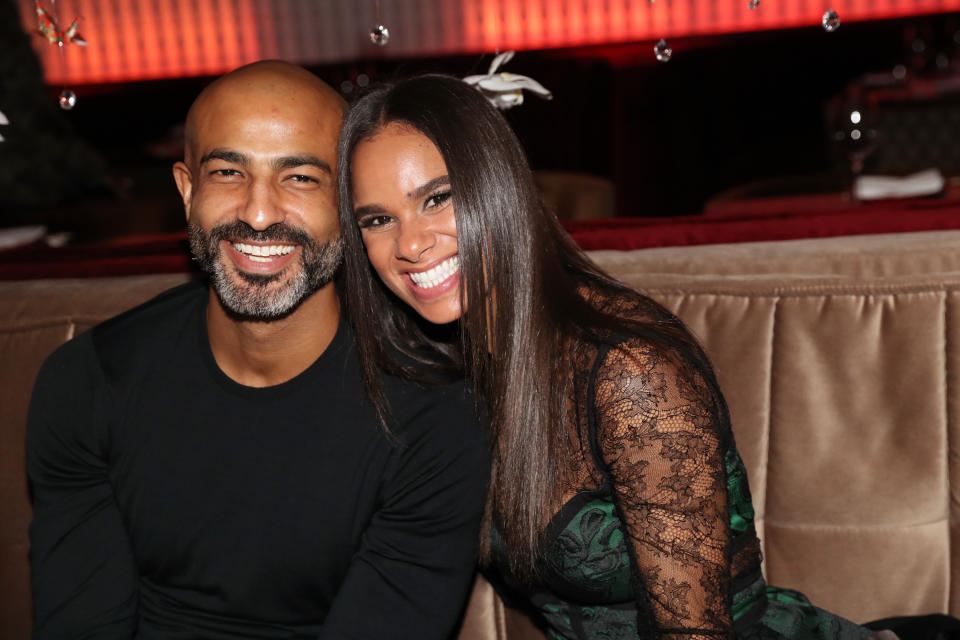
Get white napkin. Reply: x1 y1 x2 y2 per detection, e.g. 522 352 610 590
0 226 47 250
854 168 945 200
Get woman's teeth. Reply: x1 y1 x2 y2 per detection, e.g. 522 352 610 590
409 256 459 289
232 243 296 263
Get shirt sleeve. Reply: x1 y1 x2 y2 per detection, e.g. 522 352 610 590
592 338 733 639
318 384 490 640
26 334 139 639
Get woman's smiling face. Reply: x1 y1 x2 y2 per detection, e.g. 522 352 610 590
351 123 464 325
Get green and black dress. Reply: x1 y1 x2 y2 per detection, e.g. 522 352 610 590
491 334 870 640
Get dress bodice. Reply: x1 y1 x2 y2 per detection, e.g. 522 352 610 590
491 446 768 640
489 333 868 640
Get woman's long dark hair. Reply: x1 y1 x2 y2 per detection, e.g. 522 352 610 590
337 75 721 575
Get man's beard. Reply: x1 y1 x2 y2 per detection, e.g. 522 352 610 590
188 221 343 321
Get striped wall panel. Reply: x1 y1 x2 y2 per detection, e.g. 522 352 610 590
20 0 960 85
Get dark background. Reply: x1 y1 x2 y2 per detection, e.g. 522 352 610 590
3 0 959 238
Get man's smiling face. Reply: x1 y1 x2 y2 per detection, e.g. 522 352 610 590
174 64 345 320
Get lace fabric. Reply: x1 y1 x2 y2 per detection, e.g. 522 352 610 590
553 286 764 638
587 337 735 638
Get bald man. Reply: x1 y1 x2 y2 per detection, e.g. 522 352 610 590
26 61 489 639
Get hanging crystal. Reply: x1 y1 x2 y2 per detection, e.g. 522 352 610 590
821 10 840 32
654 39 672 62
370 24 390 46
58 89 77 110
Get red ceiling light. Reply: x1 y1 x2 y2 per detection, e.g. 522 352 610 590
21 0 960 86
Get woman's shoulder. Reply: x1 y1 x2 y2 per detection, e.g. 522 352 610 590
585 337 728 461
578 278 673 324
571 280 711 380
577 316 724 429
589 334 692 401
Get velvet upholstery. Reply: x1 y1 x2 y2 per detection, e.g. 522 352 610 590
460 230 960 639
2 230 960 639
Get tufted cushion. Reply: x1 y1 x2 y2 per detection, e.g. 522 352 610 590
3 230 960 639
459 230 960 639
592 229 960 623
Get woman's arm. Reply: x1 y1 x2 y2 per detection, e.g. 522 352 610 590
592 337 733 639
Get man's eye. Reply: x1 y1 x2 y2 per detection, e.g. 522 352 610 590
289 174 318 184
212 169 242 177
425 190 452 209
358 215 393 229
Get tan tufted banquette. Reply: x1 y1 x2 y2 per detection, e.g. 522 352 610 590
3 229 960 639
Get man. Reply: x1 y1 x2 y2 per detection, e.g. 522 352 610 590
26 61 489 639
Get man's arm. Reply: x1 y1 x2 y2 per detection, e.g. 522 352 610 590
320 384 490 640
27 334 139 638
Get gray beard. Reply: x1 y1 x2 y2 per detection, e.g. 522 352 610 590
188 221 343 321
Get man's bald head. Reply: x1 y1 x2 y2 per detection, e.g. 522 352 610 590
183 60 346 167
172 60 347 321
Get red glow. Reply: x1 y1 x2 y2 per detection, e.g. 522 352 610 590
608 0 627 42
19 0 960 86
566 0 585 46
588 0 606 42
481 0 502 50
522 0 544 49
545 1 564 48
503 0 524 48
463 0 481 50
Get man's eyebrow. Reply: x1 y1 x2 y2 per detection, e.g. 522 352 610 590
409 176 451 200
199 149 248 166
273 155 332 174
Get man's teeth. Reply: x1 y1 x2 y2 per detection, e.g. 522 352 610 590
409 256 460 289
232 243 296 262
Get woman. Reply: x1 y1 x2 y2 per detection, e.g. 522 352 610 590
336 74 871 640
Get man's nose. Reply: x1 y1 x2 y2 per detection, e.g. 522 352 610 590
395 219 435 262
238 179 285 230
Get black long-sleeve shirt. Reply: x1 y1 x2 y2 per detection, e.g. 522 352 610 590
26 282 489 639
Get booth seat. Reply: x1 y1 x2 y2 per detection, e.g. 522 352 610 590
3 230 960 639
4 189 960 281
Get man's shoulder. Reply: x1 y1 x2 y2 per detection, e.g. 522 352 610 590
91 280 205 342
374 372 490 491
380 369 472 411
87 280 207 375
38 281 204 371
94 279 205 334
379 371 485 444
30 282 207 416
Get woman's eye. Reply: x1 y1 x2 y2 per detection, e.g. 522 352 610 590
358 215 393 229
425 190 452 210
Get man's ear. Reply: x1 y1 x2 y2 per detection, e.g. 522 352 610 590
172 161 194 221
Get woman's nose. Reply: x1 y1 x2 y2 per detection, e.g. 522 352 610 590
395 220 435 262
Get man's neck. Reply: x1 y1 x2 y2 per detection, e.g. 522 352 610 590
205 285 341 388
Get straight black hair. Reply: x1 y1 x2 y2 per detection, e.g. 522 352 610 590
337 74 724 575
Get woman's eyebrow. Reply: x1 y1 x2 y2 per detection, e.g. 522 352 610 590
408 176 450 200
354 203 386 218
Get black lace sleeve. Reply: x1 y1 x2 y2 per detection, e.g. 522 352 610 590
590 337 733 639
